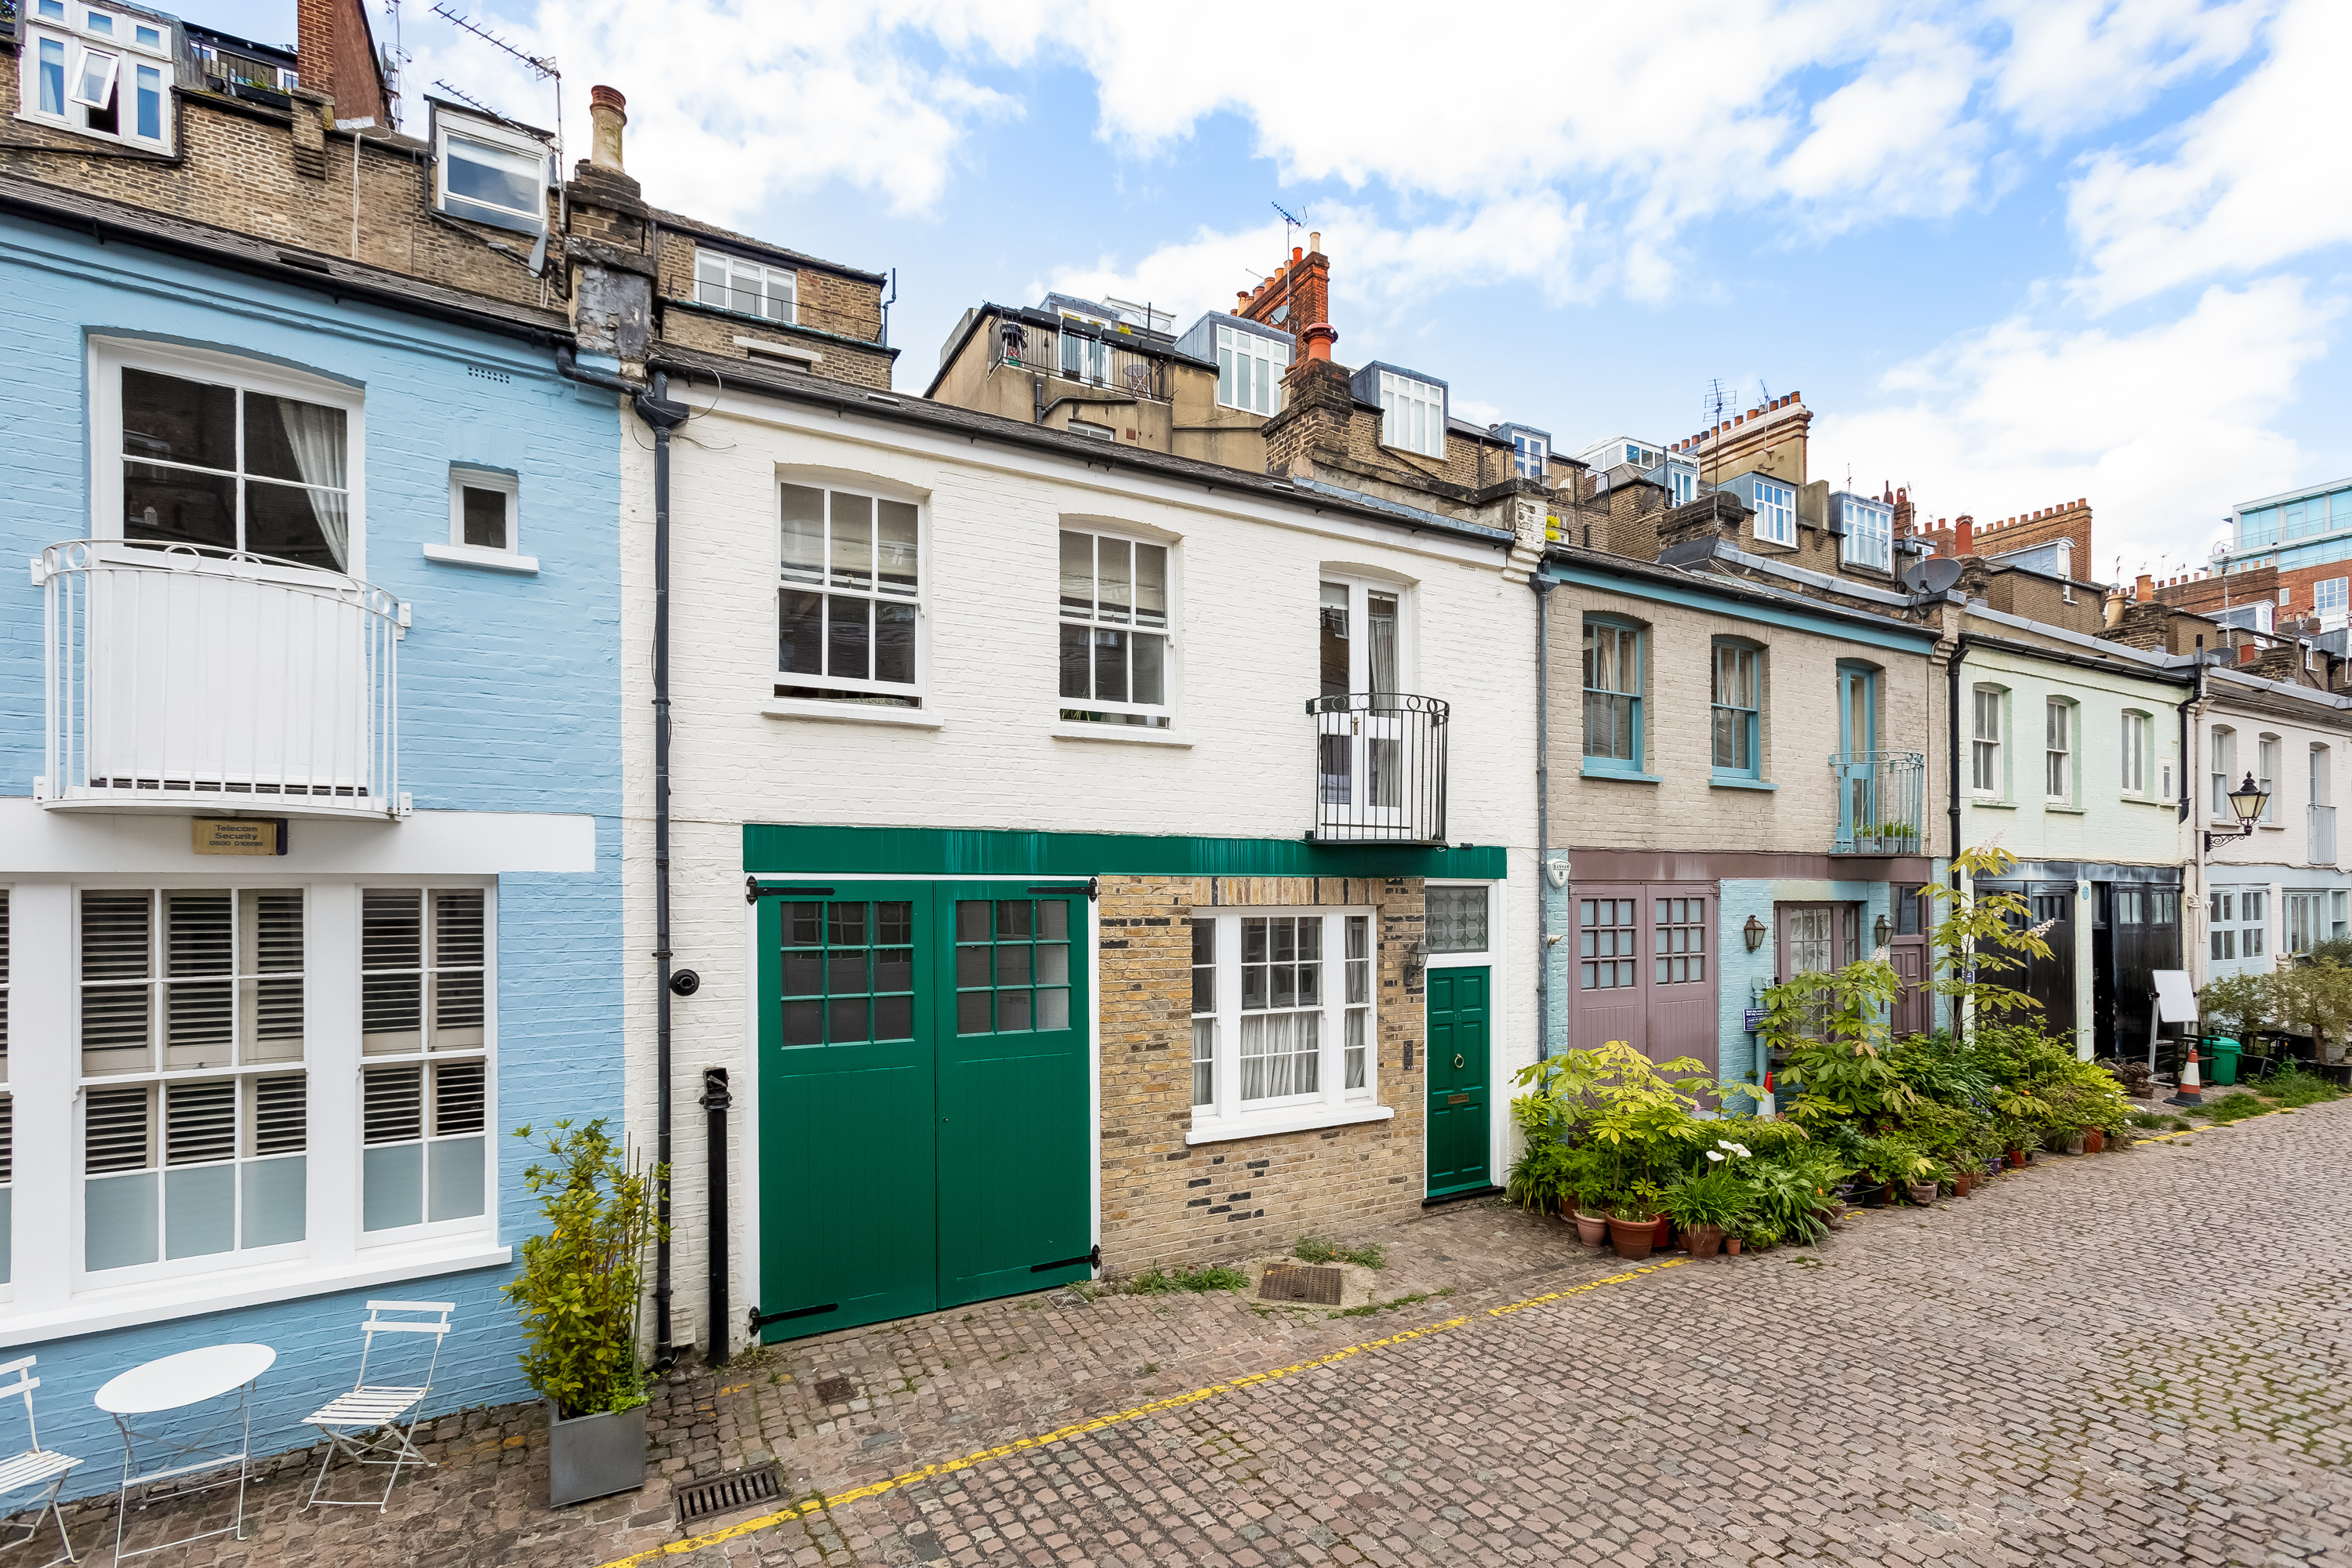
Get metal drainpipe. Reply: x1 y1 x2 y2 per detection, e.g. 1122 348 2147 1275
1532 575 1556 1059
633 372 689 1369
699 1068 731 1368
1947 634 1967 1036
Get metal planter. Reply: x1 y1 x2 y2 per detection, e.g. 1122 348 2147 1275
547 1400 648 1507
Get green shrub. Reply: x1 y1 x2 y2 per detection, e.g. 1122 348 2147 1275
503 1119 666 1420
1661 1164 1755 1230
2263 1065 2347 1107
1293 1237 1385 1269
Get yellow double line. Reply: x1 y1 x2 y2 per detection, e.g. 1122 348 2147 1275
600 1258 1690 1566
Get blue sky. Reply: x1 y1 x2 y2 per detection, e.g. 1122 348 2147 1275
199 0 2350 579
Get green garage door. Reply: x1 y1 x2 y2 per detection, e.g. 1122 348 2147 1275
754 881 1093 1342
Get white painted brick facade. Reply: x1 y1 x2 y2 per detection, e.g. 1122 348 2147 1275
615 393 1539 1354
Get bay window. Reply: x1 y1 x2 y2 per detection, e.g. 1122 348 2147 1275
778 481 921 706
1188 909 1385 1142
1059 528 1171 728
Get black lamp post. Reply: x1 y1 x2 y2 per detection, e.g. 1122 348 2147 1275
2205 771 2270 854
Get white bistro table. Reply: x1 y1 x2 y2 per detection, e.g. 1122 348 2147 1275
93 1343 275 1563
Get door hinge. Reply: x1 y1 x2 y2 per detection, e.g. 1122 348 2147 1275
747 1301 837 1331
746 878 837 905
1026 880 1098 902
1030 1243 1101 1274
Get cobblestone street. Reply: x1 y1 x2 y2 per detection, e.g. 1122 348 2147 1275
60 1104 2352 1567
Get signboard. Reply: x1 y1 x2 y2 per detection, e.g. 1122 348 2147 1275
2151 969 2198 1024
1742 1007 1766 1033
191 818 288 856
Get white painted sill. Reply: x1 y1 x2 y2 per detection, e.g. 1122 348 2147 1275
422 542 539 575
1187 1102 1393 1146
1051 724 1192 748
761 698 942 729
0 1237 511 1348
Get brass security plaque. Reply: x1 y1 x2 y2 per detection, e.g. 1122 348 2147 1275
191 818 286 856
1449 1093 1472 1105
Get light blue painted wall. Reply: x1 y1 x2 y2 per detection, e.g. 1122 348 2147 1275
1 214 623 1493
1717 879 1774 1100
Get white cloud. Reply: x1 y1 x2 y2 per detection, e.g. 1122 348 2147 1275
1816 278 2335 576
2066 0 2351 310
1989 0 2270 138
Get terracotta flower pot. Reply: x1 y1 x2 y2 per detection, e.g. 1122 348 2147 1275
1573 1212 1610 1247
1726 1237 1742 1255
1653 1215 1672 1250
1685 1223 1724 1259
1606 1214 1658 1261
2083 1128 2106 1154
2006 1150 2027 1168
1953 1171 1973 1198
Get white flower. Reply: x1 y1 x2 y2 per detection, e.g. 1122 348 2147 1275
1726 1142 1751 1157
1705 1149 1725 1162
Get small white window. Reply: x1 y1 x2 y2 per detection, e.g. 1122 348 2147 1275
2045 699 2072 803
1840 499 1891 570
1215 325 1287 416
1188 908 1382 1143
435 111 550 235
1065 420 1115 442
778 480 922 705
2211 727 2236 821
1512 433 1548 481
696 249 798 324
1059 528 1171 728
1971 686 2003 797
2121 710 2148 796
20 2 172 151
2316 577 2348 627
1377 371 1446 459
69 45 119 108
2259 734 2280 823
1752 481 1796 546
426 466 534 573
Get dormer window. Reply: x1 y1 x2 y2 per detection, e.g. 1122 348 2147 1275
1215 325 1287 416
1836 495 1892 570
1751 480 1796 546
696 249 798 324
433 107 551 236
1512 432 1548 480
1377 371 1446 459
20 2 173 152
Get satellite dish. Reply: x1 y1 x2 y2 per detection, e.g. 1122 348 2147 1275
1901 557 1965 595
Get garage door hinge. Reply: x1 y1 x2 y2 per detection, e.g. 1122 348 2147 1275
1030 1243 1101 1274
1026 879 1098 902
746 878 837 905
747 1301 837 1331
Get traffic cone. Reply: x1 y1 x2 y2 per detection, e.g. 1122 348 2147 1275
1758 1071 1777 1120
2165 1045 2205 1107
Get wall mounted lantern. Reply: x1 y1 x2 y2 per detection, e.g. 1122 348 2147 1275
1743 914 1768 953
2205 771 2270 854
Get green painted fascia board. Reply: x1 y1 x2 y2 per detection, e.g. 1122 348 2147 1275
742 825 1509 880
1542 563 1936 655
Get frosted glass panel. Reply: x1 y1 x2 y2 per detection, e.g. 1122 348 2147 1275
242 1155 306 1247
363 1144 423 1232
427 1137 485 1222
86 1171 158 1271
164 1163 235 1258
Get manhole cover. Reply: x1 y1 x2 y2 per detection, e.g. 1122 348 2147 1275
675 1463 782 1526
813 1375 855 1404
1260 1263 1344 1305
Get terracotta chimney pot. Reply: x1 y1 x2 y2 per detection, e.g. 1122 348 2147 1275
589 85 627 172
1300 323 1338 361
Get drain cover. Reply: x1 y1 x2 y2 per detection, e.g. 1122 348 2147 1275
675 1463 782 1526
1260 1263 1344 1305
812 1375 855 1404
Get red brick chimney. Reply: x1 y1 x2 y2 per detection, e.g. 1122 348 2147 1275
1238 231 1331 358
296 0 390 123
1954 514 1975 555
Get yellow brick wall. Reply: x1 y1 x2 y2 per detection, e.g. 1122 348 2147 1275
1096 873 1429 1272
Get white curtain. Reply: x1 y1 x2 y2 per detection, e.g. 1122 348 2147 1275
277 398 349 570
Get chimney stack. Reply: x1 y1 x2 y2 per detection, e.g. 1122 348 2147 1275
1955 514 1974 554
295 0 390 124
589 85 627 172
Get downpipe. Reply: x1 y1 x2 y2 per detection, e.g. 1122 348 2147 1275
1532 575 1556 1058
633 372 690 1370
699 1068 731 1369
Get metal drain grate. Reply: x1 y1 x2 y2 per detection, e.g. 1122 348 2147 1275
675 1463 783 1526
812 1375 855 1404
1260 1264 1345 1305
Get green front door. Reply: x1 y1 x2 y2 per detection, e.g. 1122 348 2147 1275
756 882 1091 1342
1425 966 1490 1196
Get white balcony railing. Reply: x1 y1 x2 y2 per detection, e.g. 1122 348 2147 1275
37 541 406 818
2313 804 2337 867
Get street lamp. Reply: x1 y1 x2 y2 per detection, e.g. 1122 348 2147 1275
2205 771 2270 853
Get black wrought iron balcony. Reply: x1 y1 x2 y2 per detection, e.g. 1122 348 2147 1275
1830 750 1926 855
1307 693 1448 844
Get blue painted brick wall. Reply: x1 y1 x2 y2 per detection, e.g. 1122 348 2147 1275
0 215 623 1494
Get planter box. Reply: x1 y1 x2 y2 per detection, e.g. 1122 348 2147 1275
548 1400 648 1507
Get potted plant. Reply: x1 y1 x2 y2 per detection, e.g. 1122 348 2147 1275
1661 1161 1753 1260
504 1119 668 1508
1606 1190 1660 1261
1512 1042 1716 1262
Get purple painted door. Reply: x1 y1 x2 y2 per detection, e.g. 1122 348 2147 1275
1570 884 1719 1076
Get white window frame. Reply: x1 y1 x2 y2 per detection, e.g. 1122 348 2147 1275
2045 698 2074 804
434 110 550 236
1752 481 1797 546
1425 883 1493 962
1186 907 1390 1145
1058 524 1174 730
355 886 495 1248
1970 685 2004 799
16 2 172 153
2316 577 2348 628
775 476 925 706
426 465 537 574
1214 325 1287 416
2211 726 2236 822
2120 710 2149 797
90 336 368 579
1512 434 1548 481
1840 499 1892 570
2259 734 2281 823
1377 371 1446 459
695 248 798 325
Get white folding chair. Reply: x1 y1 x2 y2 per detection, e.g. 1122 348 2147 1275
0 1356 83 1565
300 1301 455 1512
